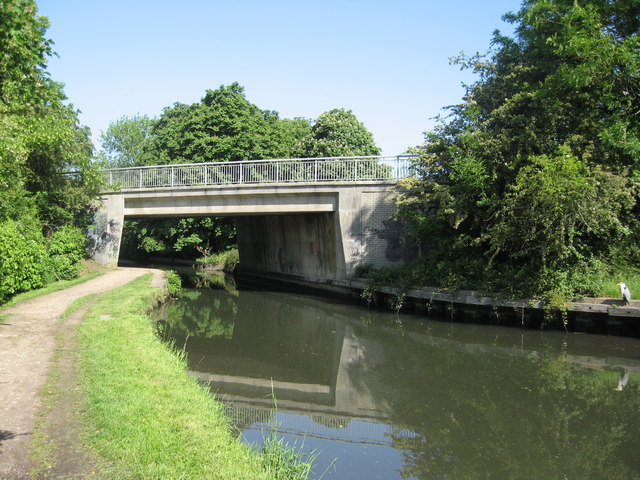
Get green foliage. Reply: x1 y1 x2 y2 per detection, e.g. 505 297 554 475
121 217 236 260
601 268 640 300
47 224 86 281
0 0 101 302
105 87 385 264
353 263 375 279
0 0 101 228
107 84 307 262
488 149 633 271
397 0 640 300
195 248 240 273
0 0 54 107
276 117 313 157
293 108 380 158
165 270 182 296
147 82 308 164
1 271 103 309
0 221 89 304
0 219 48 303
359 260 434 310
98 114 155 167
259 427 317 480
290 108 387 180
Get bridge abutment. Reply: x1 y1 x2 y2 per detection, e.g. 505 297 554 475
88 193 125 267
90 183 411 279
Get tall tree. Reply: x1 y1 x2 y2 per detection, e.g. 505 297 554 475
0 0 99 227
147 82 308 163
397 0 639 298
99 114 155 167
293 108 380 158
0 0 100 301
0 0 54 107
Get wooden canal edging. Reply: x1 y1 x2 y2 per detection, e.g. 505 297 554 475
235 268 640 337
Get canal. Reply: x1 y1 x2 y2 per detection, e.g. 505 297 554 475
156 271 640 479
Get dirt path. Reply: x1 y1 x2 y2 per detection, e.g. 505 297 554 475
0 267 166 480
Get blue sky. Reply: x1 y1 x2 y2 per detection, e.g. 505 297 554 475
37 0 521 156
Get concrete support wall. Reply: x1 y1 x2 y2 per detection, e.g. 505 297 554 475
334 186 415 277
88 194 124 267
235 185 412 280
336 188 395 275
236 213 342 279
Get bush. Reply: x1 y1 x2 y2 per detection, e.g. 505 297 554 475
221 249 239 272
47 225 86 281
166 270 182 296
195 248 239 273
0 219 48 303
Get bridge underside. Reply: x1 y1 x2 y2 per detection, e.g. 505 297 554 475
89 183 409 280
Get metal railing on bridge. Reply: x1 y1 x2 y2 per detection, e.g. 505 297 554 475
224 403 419 447
103 155 414 190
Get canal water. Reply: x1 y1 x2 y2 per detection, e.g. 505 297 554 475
157 272 640 479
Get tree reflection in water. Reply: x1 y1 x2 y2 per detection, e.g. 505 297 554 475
157 274 237 339
353 322 640 480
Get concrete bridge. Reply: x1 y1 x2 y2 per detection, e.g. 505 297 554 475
90 155 414 280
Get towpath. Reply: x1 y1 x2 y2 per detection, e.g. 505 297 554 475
0 267 165 479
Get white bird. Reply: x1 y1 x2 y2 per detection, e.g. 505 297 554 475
615 371 629 391
618 282 632 305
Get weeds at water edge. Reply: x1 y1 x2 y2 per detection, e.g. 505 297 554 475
257 386 336 480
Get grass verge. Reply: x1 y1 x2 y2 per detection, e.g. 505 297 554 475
77 274 310 479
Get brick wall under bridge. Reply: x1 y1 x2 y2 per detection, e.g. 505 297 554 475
90 182 411 280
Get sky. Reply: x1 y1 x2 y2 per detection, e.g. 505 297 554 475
37 0 521 157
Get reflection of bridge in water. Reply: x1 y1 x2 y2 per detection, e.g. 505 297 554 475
223 403 418 447
183 288 640 448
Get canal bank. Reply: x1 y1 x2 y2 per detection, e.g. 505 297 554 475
74 273 317 480
235 267 640 337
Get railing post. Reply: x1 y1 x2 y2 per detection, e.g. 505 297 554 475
139 169 142 188
171 166 175 187
314 159 318 182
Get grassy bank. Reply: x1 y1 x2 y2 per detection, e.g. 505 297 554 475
77 274 311 479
